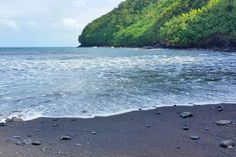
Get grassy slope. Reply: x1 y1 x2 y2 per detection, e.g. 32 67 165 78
79 0 236 49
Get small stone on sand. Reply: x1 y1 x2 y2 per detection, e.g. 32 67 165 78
7 137 23 145
61 135 71 140
180 112 193 118
15 141 23 145
205 128 210 131
0 122 7 126
92 132 97 135
155 112 162 115
182 126 189 130
23 139 33 145
220 140 234 148
12 136 20 139
215 105 224 112
32 141 41 146
190 136 200 140
52 119 58 122
216 120 232 126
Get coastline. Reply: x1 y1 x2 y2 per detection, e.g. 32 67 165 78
0 104 235 157
78 45 236 52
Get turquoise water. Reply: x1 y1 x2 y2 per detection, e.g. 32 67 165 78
0 47 235 121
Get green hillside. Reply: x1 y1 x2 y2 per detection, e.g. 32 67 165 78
79 0 236 49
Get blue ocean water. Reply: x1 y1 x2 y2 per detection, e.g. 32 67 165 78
0 47 235 121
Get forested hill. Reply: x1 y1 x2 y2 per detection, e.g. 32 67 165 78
79 0 236 50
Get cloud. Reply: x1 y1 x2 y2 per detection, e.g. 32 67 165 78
54 18 84 32
0 18 19 30
0 6 19 30
0 0 123 46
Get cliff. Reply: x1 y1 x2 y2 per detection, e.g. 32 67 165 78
79 0 236 50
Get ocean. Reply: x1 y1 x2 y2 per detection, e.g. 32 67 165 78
0 47 235 121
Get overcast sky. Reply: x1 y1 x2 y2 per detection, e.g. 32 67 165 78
0 0 123 47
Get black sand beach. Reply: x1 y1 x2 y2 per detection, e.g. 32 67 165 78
0 104 235 157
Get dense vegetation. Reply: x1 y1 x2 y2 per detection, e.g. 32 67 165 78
79 0 236 49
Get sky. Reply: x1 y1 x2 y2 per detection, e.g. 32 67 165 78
0 0 123 47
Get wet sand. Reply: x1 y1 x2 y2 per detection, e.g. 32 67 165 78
0 104 235 157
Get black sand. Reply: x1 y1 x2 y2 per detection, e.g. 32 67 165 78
0 104 235 157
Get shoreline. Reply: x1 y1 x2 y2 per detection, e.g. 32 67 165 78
4 102 236 122
0 104 235 157
78 45 236 52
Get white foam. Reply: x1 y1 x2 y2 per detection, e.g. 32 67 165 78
0 48 235 122
2 101 235 122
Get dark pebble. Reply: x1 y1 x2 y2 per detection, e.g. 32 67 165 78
61 135 71 140
92 132 97 135
52 119 59 122
190 136 200 140
215 105 224 112
32 141 41 146
0 122 7 126
182 126 189 130
155 111 162 115
205 128 210 131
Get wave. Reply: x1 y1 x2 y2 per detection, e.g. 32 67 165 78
0 48 235 121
